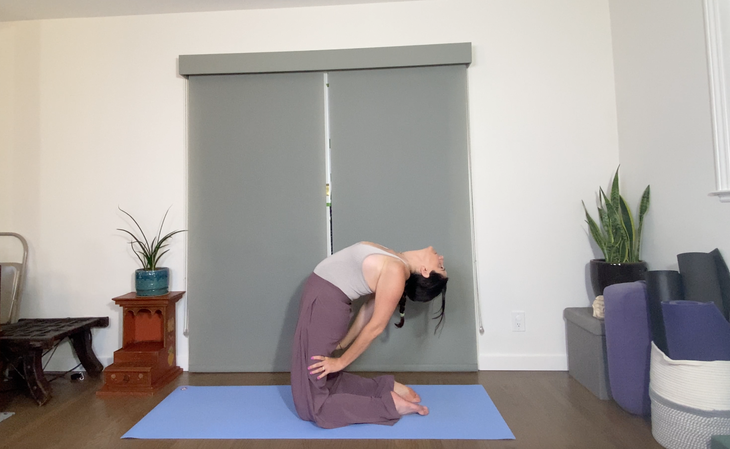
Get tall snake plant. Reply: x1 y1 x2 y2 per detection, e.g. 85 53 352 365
582 167 651 264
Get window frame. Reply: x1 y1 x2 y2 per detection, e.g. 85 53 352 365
704 0 730 202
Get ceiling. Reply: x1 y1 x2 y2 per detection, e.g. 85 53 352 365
0 0 417 22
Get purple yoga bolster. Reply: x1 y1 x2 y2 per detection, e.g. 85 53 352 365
662 301 730 361
603 281 652 416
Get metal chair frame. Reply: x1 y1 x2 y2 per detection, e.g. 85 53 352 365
0 232 28 324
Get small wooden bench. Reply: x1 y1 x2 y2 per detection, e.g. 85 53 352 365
0 317 109 405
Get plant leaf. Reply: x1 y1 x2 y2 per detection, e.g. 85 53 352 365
598 189 613 243
635 185 651 261
118 207 186 270
119 207 151 251
610 167 621 209
619 196 636 262
603 189 629 263
583 201 607 258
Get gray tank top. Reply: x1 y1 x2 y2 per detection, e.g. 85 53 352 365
313 243 404 300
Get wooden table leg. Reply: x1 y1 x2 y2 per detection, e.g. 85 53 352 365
70 330 103 377
22 348 52 406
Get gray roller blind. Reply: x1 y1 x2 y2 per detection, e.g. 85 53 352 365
187 72 327 372
328 65 477 371
184 45 475 373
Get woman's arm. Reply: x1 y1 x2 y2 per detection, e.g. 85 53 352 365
308 261 405 379
338 297 375 350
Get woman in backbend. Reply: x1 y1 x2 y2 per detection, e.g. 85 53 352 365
290 241 448 429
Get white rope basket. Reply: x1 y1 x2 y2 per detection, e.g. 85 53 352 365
650 342 730 411
650 389 730 449
649 343 730 449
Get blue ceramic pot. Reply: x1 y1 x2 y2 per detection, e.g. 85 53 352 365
135 267 169 297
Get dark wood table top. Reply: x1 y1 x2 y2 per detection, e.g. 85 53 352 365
0 317 109 348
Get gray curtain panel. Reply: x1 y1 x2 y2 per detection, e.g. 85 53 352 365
328 65 477 371
187 72 327 372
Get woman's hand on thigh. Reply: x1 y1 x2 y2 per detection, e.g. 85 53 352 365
308 356 345 379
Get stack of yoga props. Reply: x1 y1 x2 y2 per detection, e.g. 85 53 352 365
123 384 515 440
603 249 730 449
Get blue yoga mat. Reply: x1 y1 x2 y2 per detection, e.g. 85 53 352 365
123 384 514 440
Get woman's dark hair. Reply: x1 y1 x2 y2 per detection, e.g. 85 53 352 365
394 271 448 333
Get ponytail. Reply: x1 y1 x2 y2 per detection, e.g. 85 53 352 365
394 295 407 328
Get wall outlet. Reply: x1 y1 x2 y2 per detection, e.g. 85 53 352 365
512 311 526 332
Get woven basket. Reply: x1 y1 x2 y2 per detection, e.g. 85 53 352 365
650 343 730 449
651 343 730 410
650 389 730 449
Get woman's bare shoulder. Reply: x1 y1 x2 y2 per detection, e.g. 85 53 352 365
360 241 395 254
372 259 408 299
362 250 408 292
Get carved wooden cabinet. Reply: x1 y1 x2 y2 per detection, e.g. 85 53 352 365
97 291 184 397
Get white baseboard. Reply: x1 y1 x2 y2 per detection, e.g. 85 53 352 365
41 355 112 372
176 353 189 371
98 355 114 368
478 353 567 371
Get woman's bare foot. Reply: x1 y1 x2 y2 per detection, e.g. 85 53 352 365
391 391 429 416
394 381 421 403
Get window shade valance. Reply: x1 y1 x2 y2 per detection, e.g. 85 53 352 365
179 43 471 76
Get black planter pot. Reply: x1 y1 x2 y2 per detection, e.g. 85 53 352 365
589 259 648 297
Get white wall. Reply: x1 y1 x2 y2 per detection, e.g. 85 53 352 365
0 0 619 371
610 0 730 272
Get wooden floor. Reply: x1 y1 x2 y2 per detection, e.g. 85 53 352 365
0 371 662 449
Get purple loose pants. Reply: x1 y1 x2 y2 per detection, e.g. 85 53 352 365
290 273 401 429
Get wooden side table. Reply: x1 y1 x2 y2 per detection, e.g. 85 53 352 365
97 291 184 397
0 317 109 405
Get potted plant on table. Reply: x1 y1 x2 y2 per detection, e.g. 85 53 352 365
582 167 651 298
118 207 186 297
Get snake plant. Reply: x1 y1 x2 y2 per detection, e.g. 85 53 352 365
118 207 186 271
582 167 650 264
